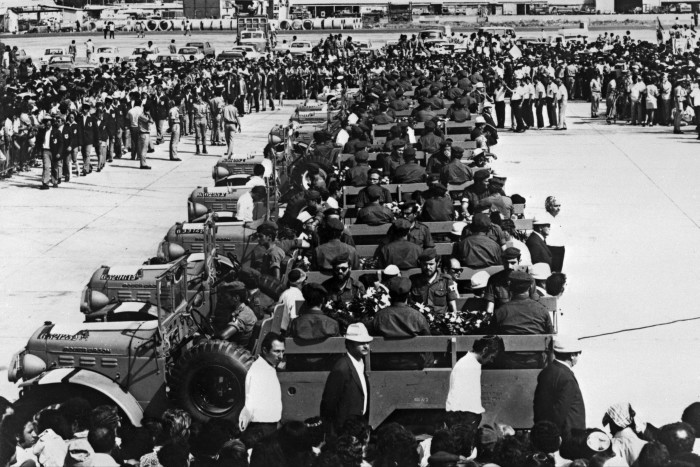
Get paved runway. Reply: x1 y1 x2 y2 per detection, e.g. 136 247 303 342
1 47 699 425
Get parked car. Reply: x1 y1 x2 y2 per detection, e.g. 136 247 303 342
218 46 265 61
352 40 376 56
46 55 75 70
288 41 313 58
185 41 215 58
40 47 68 65
153 54 186 67
94 47 120 64
177 47 205 61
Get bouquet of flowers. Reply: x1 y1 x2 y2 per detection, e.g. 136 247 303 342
384 202 402 217
322 286 390 334
413 303 491 336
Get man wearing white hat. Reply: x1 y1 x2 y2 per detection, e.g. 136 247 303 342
320 323 373 433
533 335 585 439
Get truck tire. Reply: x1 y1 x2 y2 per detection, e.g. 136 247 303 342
13 384 113 426
289 154 336 189
171 340 254 423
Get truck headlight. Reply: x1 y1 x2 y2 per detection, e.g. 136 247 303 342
22 354 47 381
187 201 208 221
7 351 23 383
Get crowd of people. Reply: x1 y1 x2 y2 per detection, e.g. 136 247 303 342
1 19 699 467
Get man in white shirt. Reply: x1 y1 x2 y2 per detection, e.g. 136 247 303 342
239 332 285 447
445 335 503 431
555 78 568 130
321 323 373 434
236 186 266 222
604 402 647 466
277 269 306 332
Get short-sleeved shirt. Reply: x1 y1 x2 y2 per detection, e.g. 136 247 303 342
289 309 340 340
453 234 502 269
377 239 423 270
440 159 473 186
322 276 366 304
393 161 426 184
410 273 458 315
372 304 431 338
222 104 239 124
261 243 286 276
313 239 360 272
484 268 539 307
421 196 454 222
408 222 434 249
356 205 395 226
493 297 553 335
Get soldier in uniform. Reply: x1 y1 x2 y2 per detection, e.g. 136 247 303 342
440 146 473 186
410 248 458 315
322 253 366 304
211 281 257 346
426 140 452 177
463 169 492 215
392 147 426 184
373 103 395 125
418 121 444 155
355 169 393 208
484 247 538 313
192 94 210 155
94 105 110 172
420 183 454 222
375 218 424 270
347 150 371 187
400 201 434 249
356 185 395 226
208 88 226 146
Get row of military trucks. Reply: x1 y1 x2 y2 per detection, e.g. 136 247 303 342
7 101 557 433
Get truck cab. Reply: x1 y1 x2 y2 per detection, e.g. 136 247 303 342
236 17 270 53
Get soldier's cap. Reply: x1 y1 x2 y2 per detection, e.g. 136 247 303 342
331 252 350 266
305 190 321 201
327 218 345 232
392 218 411 231
451 221 468 237
531 262 552 280
474 169 491 181
475 82 485 89
42 116 53 123
220 280 247 292
366 184 383 199
472 213 491 230
354 150 369 162
382 265 401 277
392 140 406 148
452 146 464 156
490 176 506 187
403 146 416 159
471 148 486 158
256 220 278 234
450 76 458 84
503 247 521 260
475 116 486 124
418 247 438 262
508 270 532 293
470 270 490 290
387 276 411 296
355 140 368 149
425 120 436 130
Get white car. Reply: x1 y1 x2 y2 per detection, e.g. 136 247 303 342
352 40 376 56
288 41 313 58
123 56 140 68
94 47 120 64
153 54 186 67
219 46 266 60
41 47 68 65
177 47 205 61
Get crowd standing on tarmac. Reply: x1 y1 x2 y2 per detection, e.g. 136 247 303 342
2 22 700 466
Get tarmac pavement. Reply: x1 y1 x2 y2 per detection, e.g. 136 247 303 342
2 98 700 429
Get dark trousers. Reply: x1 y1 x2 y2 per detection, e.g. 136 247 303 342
511 101 525 130
130 127 139 159
240 422 278 449
495 101 505 128
536 99 545 128
547 98 557 126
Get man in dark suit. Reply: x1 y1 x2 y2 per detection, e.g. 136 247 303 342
37 117 62 189
76 103 97 175
320 322 373 434
533 336 585 439
526 218 553 268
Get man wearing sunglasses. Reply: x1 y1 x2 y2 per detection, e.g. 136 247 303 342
322 253 366 304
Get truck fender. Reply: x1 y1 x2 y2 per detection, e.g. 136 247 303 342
20 368 143 426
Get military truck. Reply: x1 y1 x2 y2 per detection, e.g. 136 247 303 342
236 16 271 53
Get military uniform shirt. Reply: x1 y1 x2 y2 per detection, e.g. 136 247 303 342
410 273 458 315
